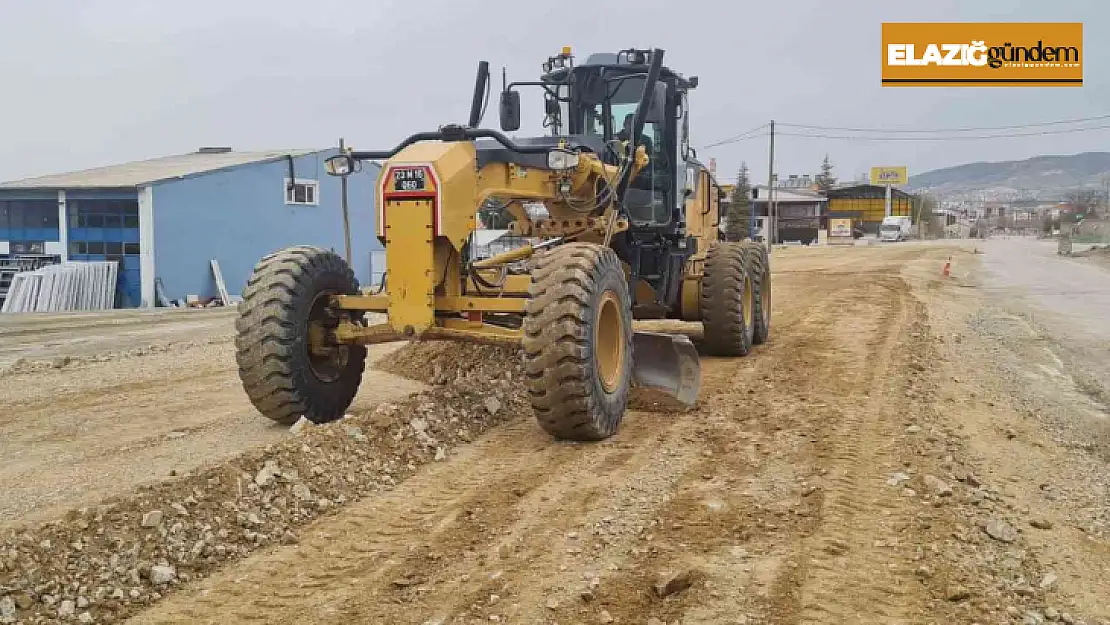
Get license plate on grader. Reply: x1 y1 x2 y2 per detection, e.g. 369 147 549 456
233 47 771 441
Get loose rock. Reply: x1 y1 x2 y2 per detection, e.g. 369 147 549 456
654 568 697 597
1030 517 1053 530
0 596 15 624
149 565 177 585
289 416 312 434
342 424 368 443
886 472 910 487
141 509 164 527
946 586 971 602
923 475 953 497
983 518 1017 543
292 483 313 502
254 460 281 486
484 396 502 415
58 600 76 618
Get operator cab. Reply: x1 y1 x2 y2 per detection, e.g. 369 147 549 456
498 48 699 229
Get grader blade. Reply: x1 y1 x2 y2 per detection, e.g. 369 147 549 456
630 331 702 407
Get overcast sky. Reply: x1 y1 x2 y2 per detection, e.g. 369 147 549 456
0 0 1106 185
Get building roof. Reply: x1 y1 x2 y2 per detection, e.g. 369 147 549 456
472 229 512 247
826 184 913 200
750 186 827 204
0 148 321 190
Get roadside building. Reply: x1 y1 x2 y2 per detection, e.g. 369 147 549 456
750 185 827 244
0 147 382 308
825 184 914 234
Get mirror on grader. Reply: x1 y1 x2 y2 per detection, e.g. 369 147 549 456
234 46 772 442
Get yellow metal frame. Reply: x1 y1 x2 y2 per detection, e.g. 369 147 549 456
324 130 720 348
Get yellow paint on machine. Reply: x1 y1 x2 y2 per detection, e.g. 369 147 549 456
383 197 436 334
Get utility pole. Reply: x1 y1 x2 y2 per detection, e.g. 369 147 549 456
765 120 776 246
339 137 352 266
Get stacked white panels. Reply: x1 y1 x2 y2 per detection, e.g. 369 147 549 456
0 261 120 313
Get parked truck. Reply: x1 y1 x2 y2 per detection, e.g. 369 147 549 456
879 216 912 242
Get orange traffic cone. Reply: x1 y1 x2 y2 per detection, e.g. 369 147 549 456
942 257 951 277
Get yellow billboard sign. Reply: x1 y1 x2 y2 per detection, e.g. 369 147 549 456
881 22 1083 87
870 166 908 186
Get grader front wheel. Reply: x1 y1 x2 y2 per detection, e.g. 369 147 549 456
523 243 633 441
234 246 367 425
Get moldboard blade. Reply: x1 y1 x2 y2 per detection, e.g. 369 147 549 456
630 331 701 408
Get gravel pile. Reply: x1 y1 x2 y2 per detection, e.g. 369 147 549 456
905 301 1109 624
870 305 1074 624
0 342 525 624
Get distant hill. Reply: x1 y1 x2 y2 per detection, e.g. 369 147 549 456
907 152 1110 195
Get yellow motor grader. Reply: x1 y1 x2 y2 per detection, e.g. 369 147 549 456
234 47 771 441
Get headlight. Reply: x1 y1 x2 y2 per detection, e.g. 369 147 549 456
547 149 579 170
325 154 353 176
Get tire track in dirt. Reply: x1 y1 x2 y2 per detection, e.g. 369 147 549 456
563 278 847 625
782 279 926 625
552 273 935 625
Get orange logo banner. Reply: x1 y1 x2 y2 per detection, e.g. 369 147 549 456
881 23 1083 87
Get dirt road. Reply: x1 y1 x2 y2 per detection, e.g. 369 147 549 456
127 243 1014 625
1 240 1107 625
0 310 424 527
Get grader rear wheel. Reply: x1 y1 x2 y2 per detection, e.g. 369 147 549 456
234 246 367 425
740 240 771 345
700 241 755 357
523 243 633 441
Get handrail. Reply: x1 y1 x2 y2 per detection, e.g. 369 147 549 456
348 126 552 161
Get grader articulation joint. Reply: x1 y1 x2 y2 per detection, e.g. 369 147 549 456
234 46 772 441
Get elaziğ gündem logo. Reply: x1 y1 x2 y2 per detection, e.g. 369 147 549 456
881 23 1083 87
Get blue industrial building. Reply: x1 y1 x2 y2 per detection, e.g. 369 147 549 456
0 148 383 308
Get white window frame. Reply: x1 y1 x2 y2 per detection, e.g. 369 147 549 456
284 178 319 206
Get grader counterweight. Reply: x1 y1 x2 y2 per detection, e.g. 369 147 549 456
234 47 771 441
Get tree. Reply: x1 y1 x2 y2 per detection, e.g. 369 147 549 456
478 197 513 229
1065 189 1104 221
725 163 752 241
1042 215 1054 235
815 154 837 193
917 194 945 238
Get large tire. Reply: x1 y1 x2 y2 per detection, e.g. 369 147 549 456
700 241 754 357
523 243 633 441
740 240 771 345
234 246 367 425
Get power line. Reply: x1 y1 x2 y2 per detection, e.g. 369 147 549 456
774 123 1110 141
776 112 1110 134
701 124 769 149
